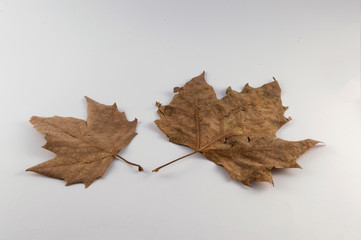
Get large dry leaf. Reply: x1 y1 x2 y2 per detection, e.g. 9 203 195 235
153 72 319 186
27 97 142 188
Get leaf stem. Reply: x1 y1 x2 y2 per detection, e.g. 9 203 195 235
152 151 198 172
116 155 144 172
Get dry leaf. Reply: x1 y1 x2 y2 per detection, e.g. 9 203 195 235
27 97 143 188
153 72 319 186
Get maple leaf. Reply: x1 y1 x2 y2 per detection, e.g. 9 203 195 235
153 72 319 186
27 97 143 188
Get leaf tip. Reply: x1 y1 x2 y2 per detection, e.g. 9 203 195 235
29 116 39 125
84 96 97 105
307 139 323 146
243 181 251 187
225 86 233 95
173 87 181 93
195 71 206 81
309 140 325 148
269 179 275 187
294 163 303 169
26 166 37 172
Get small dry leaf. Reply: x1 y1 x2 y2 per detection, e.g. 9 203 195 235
27 97 142 188
153 72 319 186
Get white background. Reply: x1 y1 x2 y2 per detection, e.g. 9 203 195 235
0 0 360 239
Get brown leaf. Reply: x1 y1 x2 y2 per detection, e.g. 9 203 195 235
27 97 142 188
153 72 319 186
